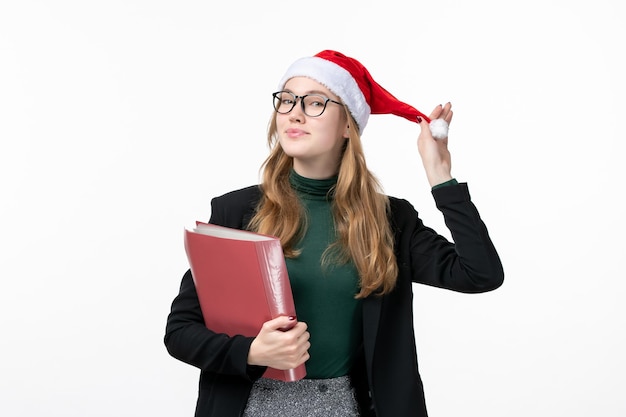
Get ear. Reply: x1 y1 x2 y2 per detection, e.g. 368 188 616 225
342 123 350 139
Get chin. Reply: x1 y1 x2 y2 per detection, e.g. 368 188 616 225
279 141 306 158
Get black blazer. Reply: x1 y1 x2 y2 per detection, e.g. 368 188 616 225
165 183 504 417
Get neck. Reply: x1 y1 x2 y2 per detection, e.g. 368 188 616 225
292 160 338 180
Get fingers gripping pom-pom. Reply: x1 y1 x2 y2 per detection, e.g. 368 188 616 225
429 119 449 140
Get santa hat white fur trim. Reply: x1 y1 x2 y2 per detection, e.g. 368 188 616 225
278 56 371 133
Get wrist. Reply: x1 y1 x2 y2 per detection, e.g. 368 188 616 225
247 338 261 366
432 178 458 190
427 173 453 188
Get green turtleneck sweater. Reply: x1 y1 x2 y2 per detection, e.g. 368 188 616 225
285 171 363 379
284 171 458 379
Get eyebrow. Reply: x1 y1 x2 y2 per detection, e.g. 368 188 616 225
284 88 332 97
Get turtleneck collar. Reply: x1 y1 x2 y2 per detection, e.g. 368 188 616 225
289 169 338 201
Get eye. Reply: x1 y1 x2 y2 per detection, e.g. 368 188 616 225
306 95 327 107
281 96 295 105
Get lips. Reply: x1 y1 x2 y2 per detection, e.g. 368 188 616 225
286 128 307 138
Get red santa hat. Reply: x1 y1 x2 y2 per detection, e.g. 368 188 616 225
278 49 448 138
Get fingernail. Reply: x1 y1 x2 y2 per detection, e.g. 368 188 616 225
288 316 296 321
416 117 423 123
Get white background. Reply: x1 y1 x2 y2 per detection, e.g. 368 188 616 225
1 1 625 416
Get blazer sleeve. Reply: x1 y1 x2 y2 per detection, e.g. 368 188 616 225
163 187 266 380
397 182 504 293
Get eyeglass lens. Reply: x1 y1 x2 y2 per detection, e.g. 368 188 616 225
273 92 330 117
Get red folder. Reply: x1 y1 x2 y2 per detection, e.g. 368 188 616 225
184 222 306 381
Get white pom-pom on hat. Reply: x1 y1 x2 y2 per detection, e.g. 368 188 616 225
429 119 449 140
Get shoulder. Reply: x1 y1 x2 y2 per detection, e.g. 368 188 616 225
212 185 262 207
387 195 418 222
385 195 421 239
209 185 262 229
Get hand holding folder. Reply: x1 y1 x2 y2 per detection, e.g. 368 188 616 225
184 222 306 381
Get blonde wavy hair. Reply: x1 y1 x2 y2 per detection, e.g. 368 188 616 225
248 107 398 298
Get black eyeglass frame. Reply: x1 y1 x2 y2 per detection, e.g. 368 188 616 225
272 91 344 117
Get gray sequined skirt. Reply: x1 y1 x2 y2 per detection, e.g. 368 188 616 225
243 375 360 417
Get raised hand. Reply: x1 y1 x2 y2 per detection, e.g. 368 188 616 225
417 102 454 187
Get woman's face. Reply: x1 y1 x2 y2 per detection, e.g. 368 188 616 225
276 76 349 179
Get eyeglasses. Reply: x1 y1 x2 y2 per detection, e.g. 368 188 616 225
272 91 343 117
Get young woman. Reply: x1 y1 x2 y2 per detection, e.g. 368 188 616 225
165 50 504 417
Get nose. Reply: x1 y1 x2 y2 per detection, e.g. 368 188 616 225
289 97 306 123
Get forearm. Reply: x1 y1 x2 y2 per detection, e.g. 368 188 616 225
433 183 504 291
164 270 263 379
410 183 504 293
